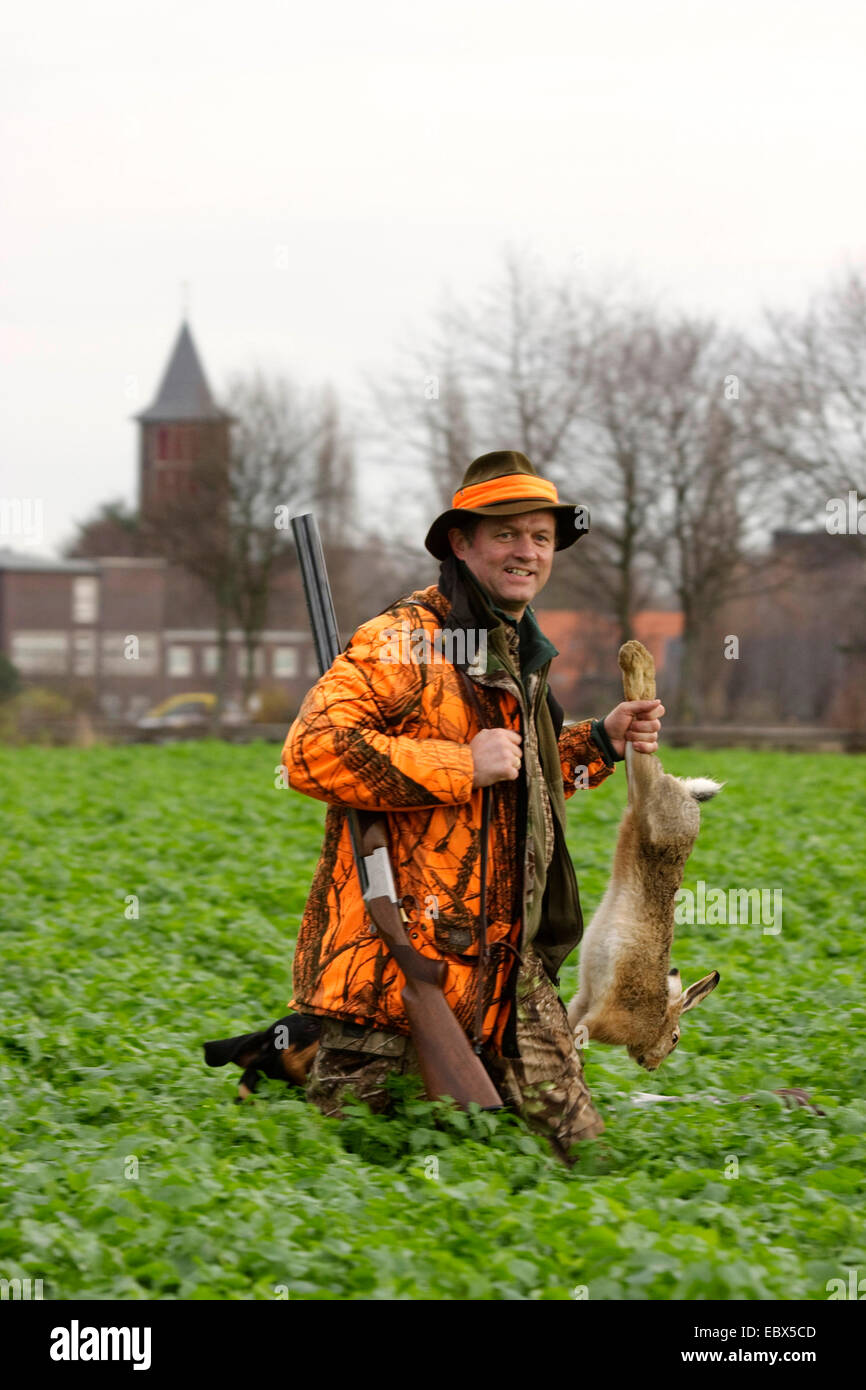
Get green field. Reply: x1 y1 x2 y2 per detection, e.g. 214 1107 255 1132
1 742 864 1300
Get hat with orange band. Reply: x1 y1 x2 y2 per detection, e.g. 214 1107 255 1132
424 450 590 560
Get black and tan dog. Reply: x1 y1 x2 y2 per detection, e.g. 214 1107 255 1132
203 1013 321 1100
204 1015 827 1118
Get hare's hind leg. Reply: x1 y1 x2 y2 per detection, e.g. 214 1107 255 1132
617 640 660 804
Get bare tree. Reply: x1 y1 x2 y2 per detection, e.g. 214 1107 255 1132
570 306 671 639
221 370 336 705
64 499 146 559
458 249 606 470
639 316 754 721
749 267 866 515
313 384 357 546
365 300 479 520
366 253 783 725
366 250 615 598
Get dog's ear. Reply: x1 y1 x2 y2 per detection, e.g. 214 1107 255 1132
203 1028 270 1069
203 1038 235 1068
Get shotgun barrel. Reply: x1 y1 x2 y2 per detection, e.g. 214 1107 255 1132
290 512 502 1110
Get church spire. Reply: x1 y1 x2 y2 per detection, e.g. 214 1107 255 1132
135 320 229 423
134 318 233 524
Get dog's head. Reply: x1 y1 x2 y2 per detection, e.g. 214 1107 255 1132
203 1013 321 1097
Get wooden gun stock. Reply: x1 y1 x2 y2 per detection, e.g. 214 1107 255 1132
356 812 502 1110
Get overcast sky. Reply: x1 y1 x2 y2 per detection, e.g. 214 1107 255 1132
2 0 864 558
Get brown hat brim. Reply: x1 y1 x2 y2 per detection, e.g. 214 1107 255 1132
424 499 590 560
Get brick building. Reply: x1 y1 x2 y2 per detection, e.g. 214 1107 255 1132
0 321 316 721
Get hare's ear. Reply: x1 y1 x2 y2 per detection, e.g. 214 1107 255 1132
680 970 720 1012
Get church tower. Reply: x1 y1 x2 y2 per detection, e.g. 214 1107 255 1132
134 320 234 524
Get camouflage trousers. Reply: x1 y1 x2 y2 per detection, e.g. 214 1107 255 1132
305 944 604 1165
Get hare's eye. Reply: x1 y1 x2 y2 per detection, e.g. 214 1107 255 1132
672 1033 680 1045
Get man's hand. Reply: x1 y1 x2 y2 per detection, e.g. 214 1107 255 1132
470 728 523 787
603 699 665 757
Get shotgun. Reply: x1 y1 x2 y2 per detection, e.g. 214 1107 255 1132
291 512 502 1110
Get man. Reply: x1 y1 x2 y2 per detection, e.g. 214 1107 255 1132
281 451 664 1163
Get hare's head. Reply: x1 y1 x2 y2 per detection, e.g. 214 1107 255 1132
628 968 720 1070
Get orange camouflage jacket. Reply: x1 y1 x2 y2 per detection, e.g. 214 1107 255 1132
281 557 616 1058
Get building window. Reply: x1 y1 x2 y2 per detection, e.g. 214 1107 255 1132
167 645 193 677
72 576 98 623
157 427 169 460
202 645 219 675
73 630 96 675
237 646 264 677
10 631 68 674
273 646 298 677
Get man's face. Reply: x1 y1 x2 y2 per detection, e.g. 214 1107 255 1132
448 510 557 616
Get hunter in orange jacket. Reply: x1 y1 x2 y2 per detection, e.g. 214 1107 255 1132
281 453 666 1154
281 552 620 1059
